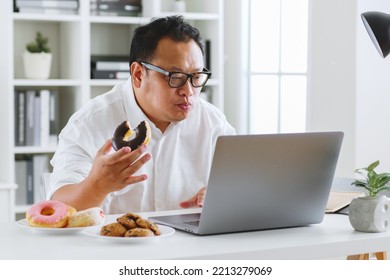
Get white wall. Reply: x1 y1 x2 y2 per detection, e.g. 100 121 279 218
223 0 249 134
224 0 390 177
307 0 357 177
356 1 390 173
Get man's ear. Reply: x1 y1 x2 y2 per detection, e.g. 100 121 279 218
130 62 143 88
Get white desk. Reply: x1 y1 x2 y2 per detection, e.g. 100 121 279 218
1 209 390 260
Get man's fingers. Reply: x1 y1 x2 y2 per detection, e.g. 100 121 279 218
196 187 206 207
196 192 205 207
124 174 149 185
180 187 206 208
97 139 114 156
179 197 197 208
107 144 148 167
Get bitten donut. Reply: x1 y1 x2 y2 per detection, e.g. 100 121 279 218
112 120 151 151
26 200 76 228
67 207 105 228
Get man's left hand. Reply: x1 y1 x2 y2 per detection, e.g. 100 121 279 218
179 187 206 208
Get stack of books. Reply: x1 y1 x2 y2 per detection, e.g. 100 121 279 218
91 55 130 79
14 89 59 147
90 0 141 17
15 155 51 205
14 0 80 15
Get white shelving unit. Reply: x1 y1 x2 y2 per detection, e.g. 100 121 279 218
0 0 224 220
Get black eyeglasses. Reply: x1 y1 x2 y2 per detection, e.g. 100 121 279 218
140 62 211 88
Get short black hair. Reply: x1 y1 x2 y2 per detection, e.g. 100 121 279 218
129 15 205 68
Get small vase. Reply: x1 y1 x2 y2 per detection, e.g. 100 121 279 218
171 0 186 13
348 195 390 232
23 51 52 79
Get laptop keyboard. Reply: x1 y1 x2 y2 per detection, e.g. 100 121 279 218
183 220 200 227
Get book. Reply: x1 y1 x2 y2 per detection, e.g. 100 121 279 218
91 55 129 71
91 0 141 9
91 69 130 79
33 91 41 146
95 60 129 71
17 7 79 15
26 157 34 205
15 160 28 205
33 155 50 203
17 89 58 147
14 90 26 146
91 55 129 70
15 155 50 205
49 90 59 145
95 0 141 3
325 191 365 213
97 2 141 11
204 39 211 70
15 0 79 9
89 9 140 16
39 89 51 147
25 90 36 146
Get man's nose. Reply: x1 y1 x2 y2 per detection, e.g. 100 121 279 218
178 78 195 97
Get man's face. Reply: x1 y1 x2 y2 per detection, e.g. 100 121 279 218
133 37 205 132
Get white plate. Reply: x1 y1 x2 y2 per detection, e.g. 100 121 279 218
83 224 175 243
16 218 102 235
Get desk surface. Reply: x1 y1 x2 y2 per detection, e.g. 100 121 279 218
1 209 390 260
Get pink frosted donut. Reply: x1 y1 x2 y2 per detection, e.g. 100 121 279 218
26 200 77 228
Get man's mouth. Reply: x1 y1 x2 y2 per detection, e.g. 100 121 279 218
178 102 191 111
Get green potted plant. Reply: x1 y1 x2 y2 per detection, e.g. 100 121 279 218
348 160 390 232
351 160 390 197
23 32 52 79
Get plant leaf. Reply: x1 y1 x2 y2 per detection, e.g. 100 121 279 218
368 160 380 171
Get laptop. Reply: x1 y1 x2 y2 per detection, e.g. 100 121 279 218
149 131 344 235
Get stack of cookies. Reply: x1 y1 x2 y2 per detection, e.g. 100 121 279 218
100 213 160 237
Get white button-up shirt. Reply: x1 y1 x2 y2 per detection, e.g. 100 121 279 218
48 78 235 214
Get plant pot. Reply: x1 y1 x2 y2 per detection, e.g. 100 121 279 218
348 195 390 232
171 0 186 13
23 51 52 79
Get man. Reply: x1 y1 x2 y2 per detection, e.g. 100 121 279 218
48 16 235 214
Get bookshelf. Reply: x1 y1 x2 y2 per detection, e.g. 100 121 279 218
0 0 224 220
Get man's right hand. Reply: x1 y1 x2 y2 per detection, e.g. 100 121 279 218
52 139 151 211
88 139 151 194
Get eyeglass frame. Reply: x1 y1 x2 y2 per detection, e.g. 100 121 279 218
139 61 211 88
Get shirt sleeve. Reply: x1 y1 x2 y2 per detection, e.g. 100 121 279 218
47 118 96 199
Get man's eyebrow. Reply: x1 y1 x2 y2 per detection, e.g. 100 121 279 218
170 66 204 72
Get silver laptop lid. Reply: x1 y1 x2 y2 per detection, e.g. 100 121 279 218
197 131 344 235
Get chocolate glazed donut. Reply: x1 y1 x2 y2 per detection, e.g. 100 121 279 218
112 120 151 151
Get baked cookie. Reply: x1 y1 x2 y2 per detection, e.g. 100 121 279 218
117 215 137 230
136 218 161 235
124 228 154 237
100 222 127 237
101 213 161 238
147 221 161 236
135 218 149 229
